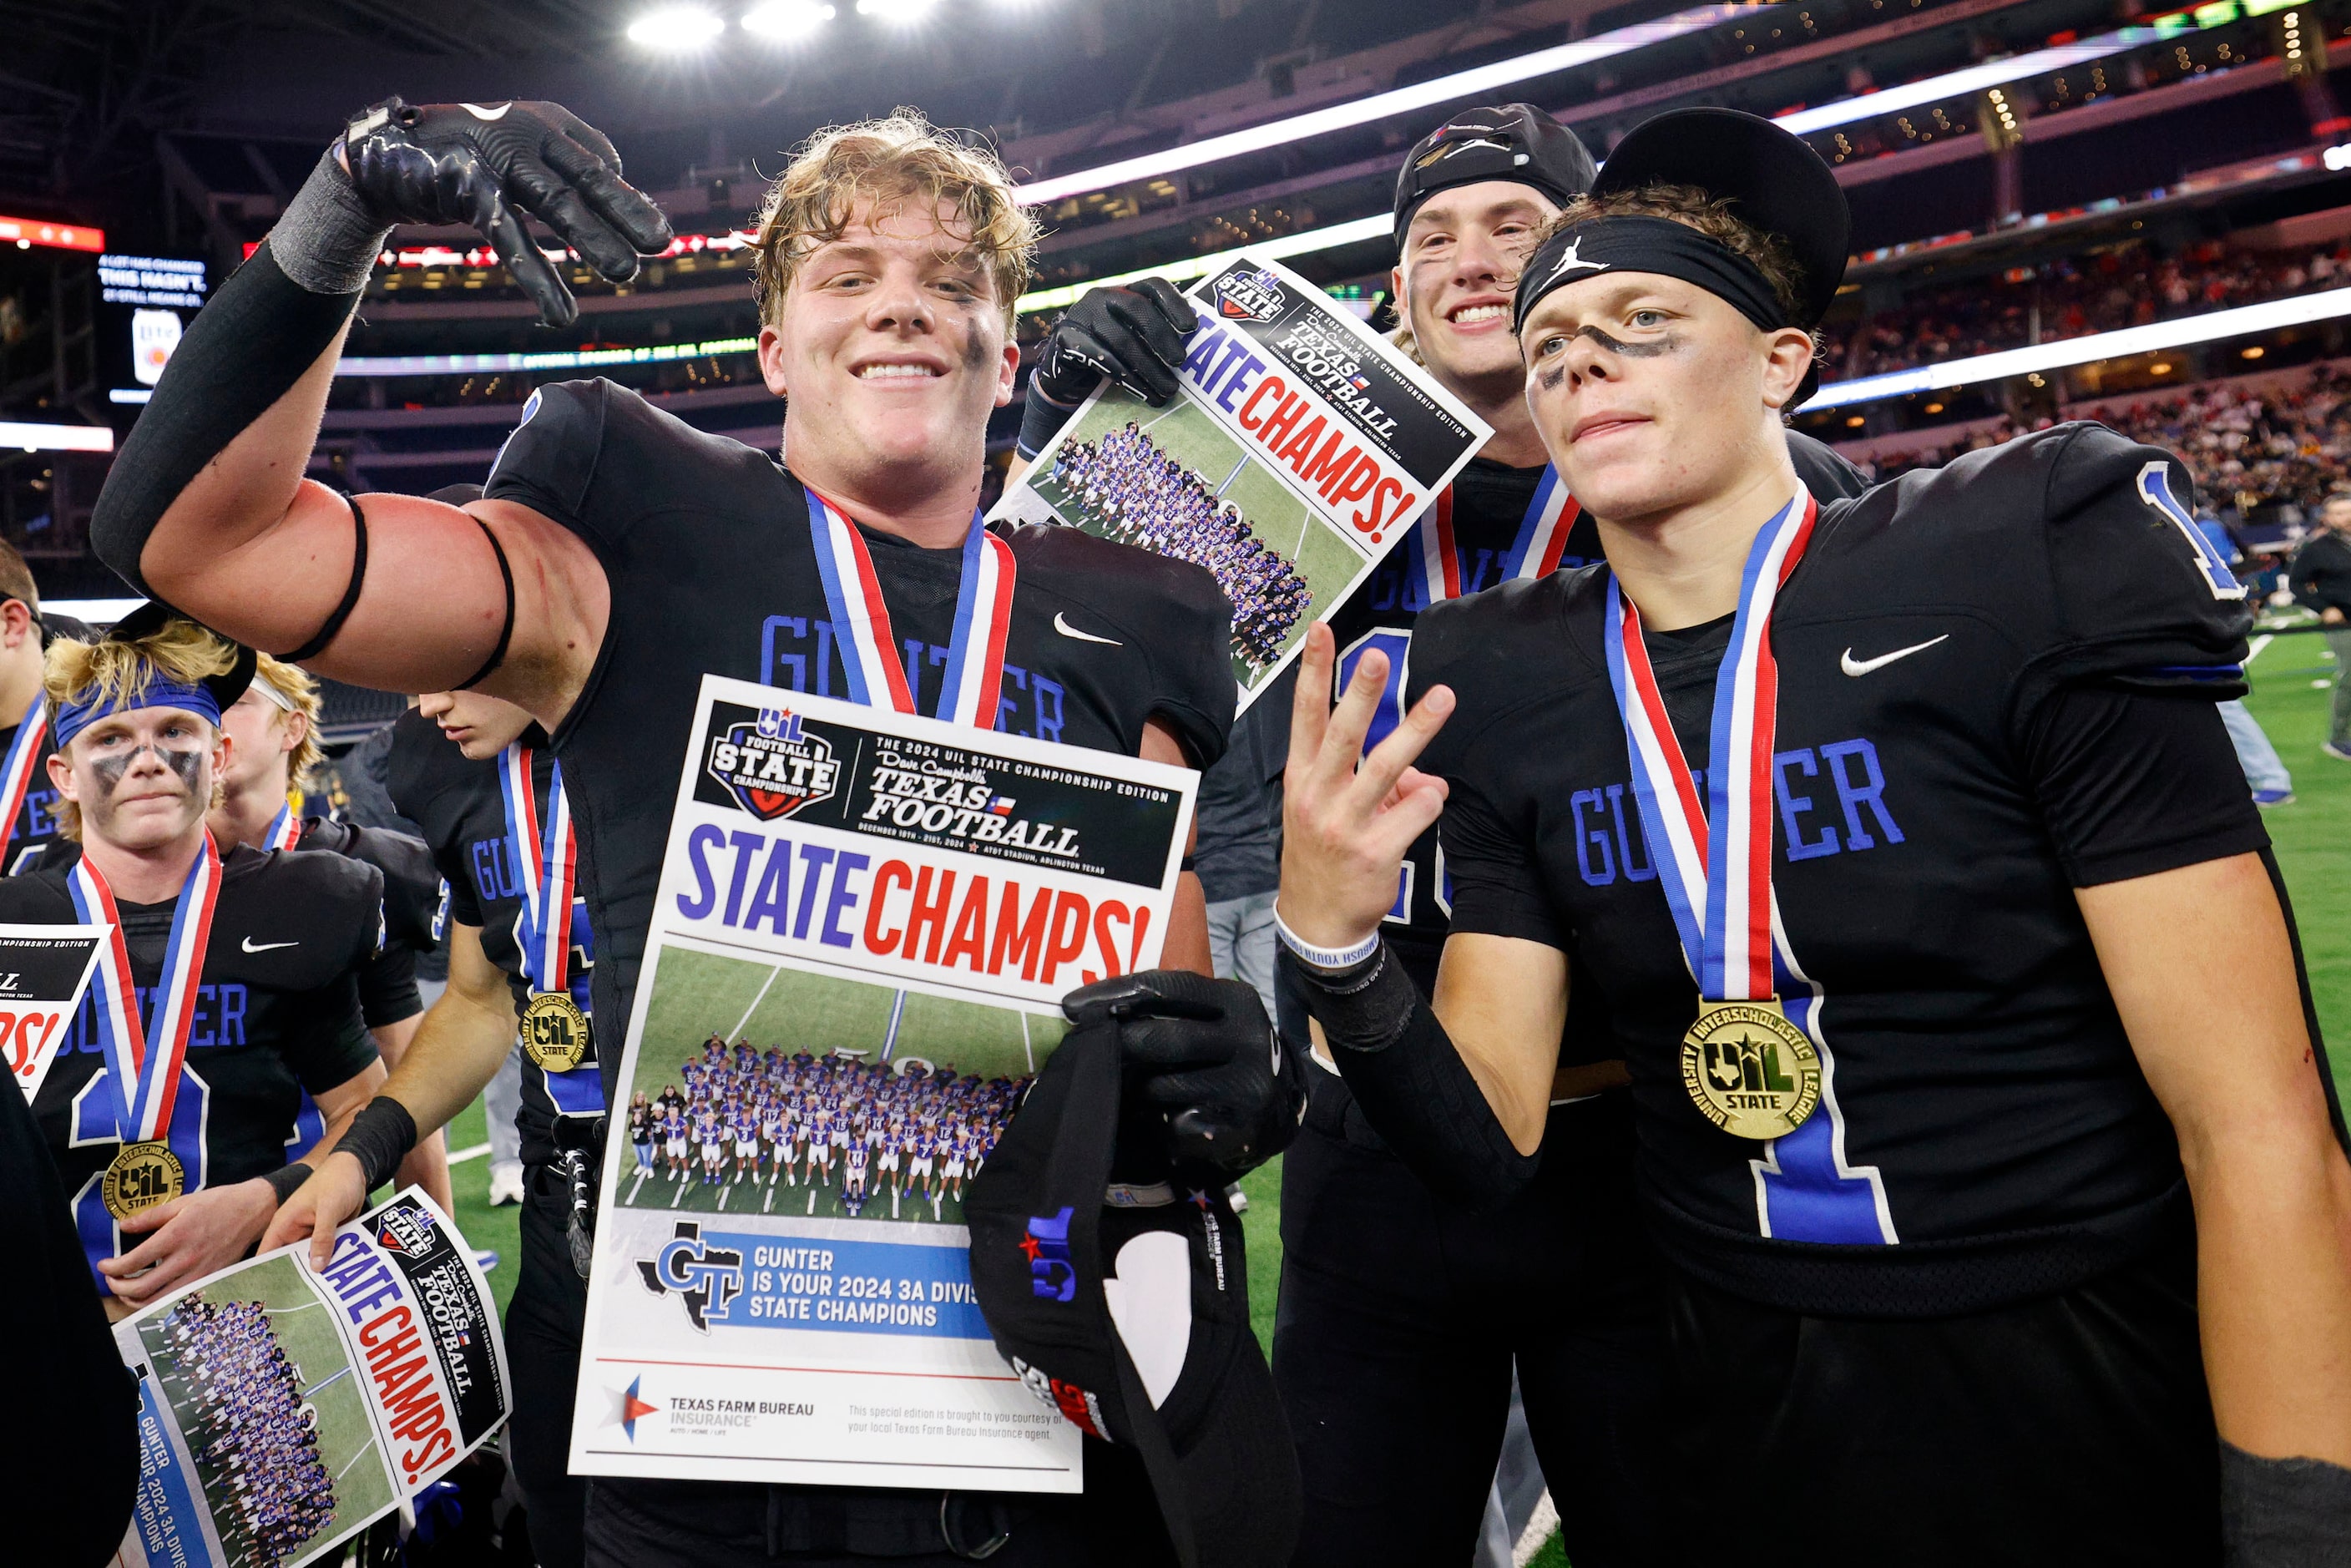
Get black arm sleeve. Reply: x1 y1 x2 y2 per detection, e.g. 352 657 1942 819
1285 946 1541 1210
91 242 361 596
2021 683 2268 888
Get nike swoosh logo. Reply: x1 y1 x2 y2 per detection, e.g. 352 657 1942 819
1054 612 1121 646
461 102 513 121
241 938 299 953
1840 635 1949 677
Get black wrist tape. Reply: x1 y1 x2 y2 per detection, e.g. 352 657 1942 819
331 1096 417 1192
2222 1439 2351 1560
92 240 362 597
262 1162 314 1206
1283 946 1540 1210
1016 382 1081 461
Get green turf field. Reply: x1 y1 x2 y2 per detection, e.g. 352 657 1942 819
136 1254 396 1568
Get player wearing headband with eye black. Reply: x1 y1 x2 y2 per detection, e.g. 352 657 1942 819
1009 104 1866 1567
43 649 454 1214
4 610 389 1320
102 97 1300 1566
1270 108 2351 1562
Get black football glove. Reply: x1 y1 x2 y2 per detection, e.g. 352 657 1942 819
1019 277 1198 458
339 97 672 328
1064 969 1305 1185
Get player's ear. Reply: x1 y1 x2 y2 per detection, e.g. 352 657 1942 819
44 746 74 806
283 709 310 757
995 328 1020 409
757 323 791 400
1759 326 1817 412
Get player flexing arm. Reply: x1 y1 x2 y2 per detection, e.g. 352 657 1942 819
1280 111 2351 1551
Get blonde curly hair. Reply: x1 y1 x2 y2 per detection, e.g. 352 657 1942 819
752 109 1039 332
43 620 237 842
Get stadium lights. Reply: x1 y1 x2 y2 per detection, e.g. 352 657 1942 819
1011 3 1742 207
626 5 727 47
856 0 938 20
1808 285 2351 410
0 422 114 454
336 335 761 377
743 0 834 37
0 215 103 254
1014 213 1393 316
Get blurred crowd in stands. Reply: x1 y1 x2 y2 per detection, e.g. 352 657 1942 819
1824 236 2351 381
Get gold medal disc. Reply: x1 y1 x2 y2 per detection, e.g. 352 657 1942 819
522 991 592 1072
1680 999 1821 1141
102 1139 185 1221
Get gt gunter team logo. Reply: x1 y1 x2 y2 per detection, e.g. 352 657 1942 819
707 707 841 822
1680 999 1822 1141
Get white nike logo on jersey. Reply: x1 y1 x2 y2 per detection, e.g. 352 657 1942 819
1839 635 1949 677
461 103 513 120
241 937 299 953
1054 613 1122 646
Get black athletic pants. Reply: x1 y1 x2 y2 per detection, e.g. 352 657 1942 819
1272 1071 1676 1568
581 1437 1175 1565
512 1164 591 1568
1661 1230 2220 1566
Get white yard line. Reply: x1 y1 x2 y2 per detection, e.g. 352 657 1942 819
447 1141 493 1166
2247 633 2274 665
732 965 784 1039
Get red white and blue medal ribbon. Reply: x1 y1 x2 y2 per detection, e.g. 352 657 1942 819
804 489 1017 727
1601 491 1815 1002
0 696 45 856
66 832 223 1145
260 797 302 852
499 745 577 996
1410 466 1580 605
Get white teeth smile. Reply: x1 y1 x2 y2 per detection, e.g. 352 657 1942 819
857 363 941 379
1451 303 1508 323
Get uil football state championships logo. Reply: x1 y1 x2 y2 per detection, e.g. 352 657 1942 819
706 707 842 822
1215 267 1287 323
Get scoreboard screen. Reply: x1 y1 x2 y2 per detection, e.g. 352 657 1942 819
97 253 208 399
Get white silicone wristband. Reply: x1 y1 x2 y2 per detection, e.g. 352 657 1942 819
1272 905 1382 972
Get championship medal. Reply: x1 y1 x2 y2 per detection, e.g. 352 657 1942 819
102 1139 186 1220
501 745 595 1075
1604 491 1822 1141
68 834 223 1216
805 488 1017 726
260 796 303 851
522 990 591 1072
1410 465 1580 604
1679 999 1821 1141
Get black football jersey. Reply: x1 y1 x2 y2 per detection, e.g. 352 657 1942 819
386 708 602 1164
1412 423 2273 1316
8 844 383 1287
483 378 1236 1108
1308 434 1869 989
296 817 437 1028
0 714 67 875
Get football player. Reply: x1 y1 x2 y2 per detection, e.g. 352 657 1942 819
14 614 386 1316
1277 109 2351 1562
105 95 1295 1565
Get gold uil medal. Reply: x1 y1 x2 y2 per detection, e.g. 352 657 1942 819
522 991 592 1072
102 1139 185 1220
1680 999 1821 1141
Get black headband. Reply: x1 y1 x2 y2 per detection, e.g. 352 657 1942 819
1512 215 1793 336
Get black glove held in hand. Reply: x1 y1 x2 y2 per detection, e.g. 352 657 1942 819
1019 277 1198 456
340 97 672 327
1064 969 1305 1184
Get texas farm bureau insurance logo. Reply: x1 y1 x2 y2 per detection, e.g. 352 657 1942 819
1215 266 1287 323
706 707 842 822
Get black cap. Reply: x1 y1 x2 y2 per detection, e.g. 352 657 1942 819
965 1027 1300 1568
1593 108 1848 328
104 599 256 711
1393 104 1598 250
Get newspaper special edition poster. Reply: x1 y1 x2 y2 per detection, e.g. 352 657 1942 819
992 251 1490 710
571 675 1197 1492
